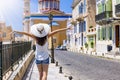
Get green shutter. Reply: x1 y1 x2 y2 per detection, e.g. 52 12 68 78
104 27 106 40
108 26 112 40
106 0 112 18
100 28 103 40
98 3 102 14
98 28 100 40
102 27 105 40
106 27 109 40
106 0 112 11
109 26 112 40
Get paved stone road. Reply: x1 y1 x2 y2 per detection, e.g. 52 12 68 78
54 50 120 80
22 58 68 80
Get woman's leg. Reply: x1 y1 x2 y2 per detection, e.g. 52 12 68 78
37 64 43 80
42 64 49 80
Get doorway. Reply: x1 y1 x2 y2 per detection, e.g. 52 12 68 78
115 25 119 47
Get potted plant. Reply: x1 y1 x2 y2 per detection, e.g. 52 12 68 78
91 41 94 48
89 26 93 28
85 42 88 53
85 42 88 48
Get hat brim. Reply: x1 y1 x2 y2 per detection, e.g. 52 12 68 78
30 23 50 37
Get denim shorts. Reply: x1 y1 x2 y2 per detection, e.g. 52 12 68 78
35 57 49 64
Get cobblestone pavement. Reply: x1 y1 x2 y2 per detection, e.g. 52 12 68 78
54 50 120 80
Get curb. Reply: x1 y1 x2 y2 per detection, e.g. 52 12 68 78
8 50 34 80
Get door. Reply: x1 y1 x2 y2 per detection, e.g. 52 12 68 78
115 25 119 47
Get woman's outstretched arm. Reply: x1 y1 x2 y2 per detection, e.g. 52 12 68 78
48 26 73 38
14 31 36 39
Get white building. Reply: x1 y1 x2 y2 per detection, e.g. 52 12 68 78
96 0 120 55
67 0 96 53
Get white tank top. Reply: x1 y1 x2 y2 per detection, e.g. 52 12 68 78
35 42 49 60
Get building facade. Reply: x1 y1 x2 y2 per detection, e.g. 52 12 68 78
114 0 120 49
67 0 96 53
23 0 72 48
86 0 96 53
0 21 13 42
69 0 88 52
96 0 120 55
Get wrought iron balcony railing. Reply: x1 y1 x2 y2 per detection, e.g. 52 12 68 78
95 11 112 22
115 3 120 16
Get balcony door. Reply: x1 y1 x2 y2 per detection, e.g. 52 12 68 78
115 25 120 47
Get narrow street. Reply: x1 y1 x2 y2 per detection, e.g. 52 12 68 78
54 50 120 80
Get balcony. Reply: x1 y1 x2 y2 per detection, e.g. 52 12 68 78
115 3 120 17
95 11 112 25
76 13 88 22
76 14 84 22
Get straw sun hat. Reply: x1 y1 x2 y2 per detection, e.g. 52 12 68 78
30 23 50 37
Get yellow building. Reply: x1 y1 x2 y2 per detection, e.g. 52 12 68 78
0 21 13 42
23 0 72 48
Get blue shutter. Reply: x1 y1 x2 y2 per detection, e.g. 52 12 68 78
83 21 86 32
81 3 83 13
79 6 80 13
84 0 86 13
79 23 80 32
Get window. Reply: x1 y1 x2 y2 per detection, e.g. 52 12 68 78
2 32 6 37
45 1 48 8
79 3 83 14
102 4 105 12
54 1 57 9
56 1 59 9
50 1 53 9
42 2 44 9
102 27 105 40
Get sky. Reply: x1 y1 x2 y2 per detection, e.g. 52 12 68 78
0 0 73 31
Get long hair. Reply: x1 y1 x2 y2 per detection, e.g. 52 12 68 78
35 35 47 46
